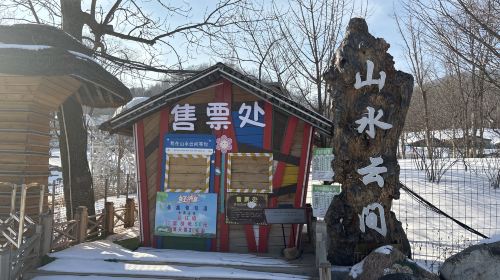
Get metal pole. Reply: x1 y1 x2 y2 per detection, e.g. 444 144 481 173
281 224 286 249
125 174 130 200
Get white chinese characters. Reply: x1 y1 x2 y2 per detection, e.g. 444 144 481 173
354 60 386 91
239 101 265 128
359 203 387 237
170 102 266 131
355 106 392 139
171 104 197 131
353 60 391 238
206 103 230 130
357 156 387 188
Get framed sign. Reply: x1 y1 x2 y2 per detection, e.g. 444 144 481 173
227 153 273 193
154 192 217 238
226 193 267 225
312 184 341 218
263 208 307 224
311 148 335 181
162 134 215 193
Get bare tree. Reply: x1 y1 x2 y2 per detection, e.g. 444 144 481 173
396 9 442 181
213 0 354 146
405 0 500 91
0 0 249 219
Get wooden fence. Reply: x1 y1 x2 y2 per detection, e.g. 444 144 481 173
0 183 46 280
0 181 137 280
51 198 137 251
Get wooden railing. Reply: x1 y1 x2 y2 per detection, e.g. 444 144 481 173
87 212 105 240
49 198 137 251
0 182 46 280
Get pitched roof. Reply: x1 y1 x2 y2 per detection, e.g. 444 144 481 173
101 63 333 136
0 24 131 107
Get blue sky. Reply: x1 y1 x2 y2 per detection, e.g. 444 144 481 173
98 0 411 86
172 0 410 72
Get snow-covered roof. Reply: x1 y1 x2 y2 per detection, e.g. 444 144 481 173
0 24 131 108
405 129 500 145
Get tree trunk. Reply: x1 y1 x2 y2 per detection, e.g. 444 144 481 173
324 18 411 265
59 0 96 219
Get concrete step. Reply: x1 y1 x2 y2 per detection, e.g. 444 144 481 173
27 256 318 280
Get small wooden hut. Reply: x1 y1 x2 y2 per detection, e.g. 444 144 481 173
102 63 332 253
0 24 131 216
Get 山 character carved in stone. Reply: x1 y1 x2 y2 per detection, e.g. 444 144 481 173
354 60 386 91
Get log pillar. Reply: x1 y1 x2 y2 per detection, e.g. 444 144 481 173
324 18 412 265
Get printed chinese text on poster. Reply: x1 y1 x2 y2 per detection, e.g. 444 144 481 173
154 192 217 238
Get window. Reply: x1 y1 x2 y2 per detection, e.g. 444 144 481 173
227 153 273 193
164 154 210 193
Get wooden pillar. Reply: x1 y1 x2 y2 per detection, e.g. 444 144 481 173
75 206 88 243
0 249 12 280
39 212 54 255
134 121 150 246
124 198 136 228
104 202 115 236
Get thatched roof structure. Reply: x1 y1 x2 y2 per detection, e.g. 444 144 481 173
0 24 131 107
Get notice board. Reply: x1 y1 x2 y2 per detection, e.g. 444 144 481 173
154 192 217 238
312 184 341 219
311 147 335 181
226 193 267 224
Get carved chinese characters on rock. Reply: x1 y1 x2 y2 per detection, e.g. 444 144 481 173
170 101 266 131
354 61 391 235
324 18 413 265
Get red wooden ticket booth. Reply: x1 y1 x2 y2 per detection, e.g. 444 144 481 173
101 63 332 253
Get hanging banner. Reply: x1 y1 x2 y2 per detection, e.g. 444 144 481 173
154 192 217 238
164 134 215 155
311 147 335 181
312 184 341 219
226 193 267 225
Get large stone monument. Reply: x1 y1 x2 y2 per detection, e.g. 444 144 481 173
324 18 412 265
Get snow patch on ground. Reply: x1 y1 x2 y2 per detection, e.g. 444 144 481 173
33 276 172 280
106 227 139 242
0 42 51 50
477 234 500 245
39 259 307 280
374 245 393 255
348 259 365 279
50 240 293 268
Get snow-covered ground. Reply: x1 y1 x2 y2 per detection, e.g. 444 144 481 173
38 240 307 280
307 158 500 272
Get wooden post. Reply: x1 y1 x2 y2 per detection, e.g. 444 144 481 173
104 202 115 235
104 178 109 204
51 181 56 212
315 220 331 280
39 212 54 255
0 249 11 280
124 198 135 228
75 206 88 243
